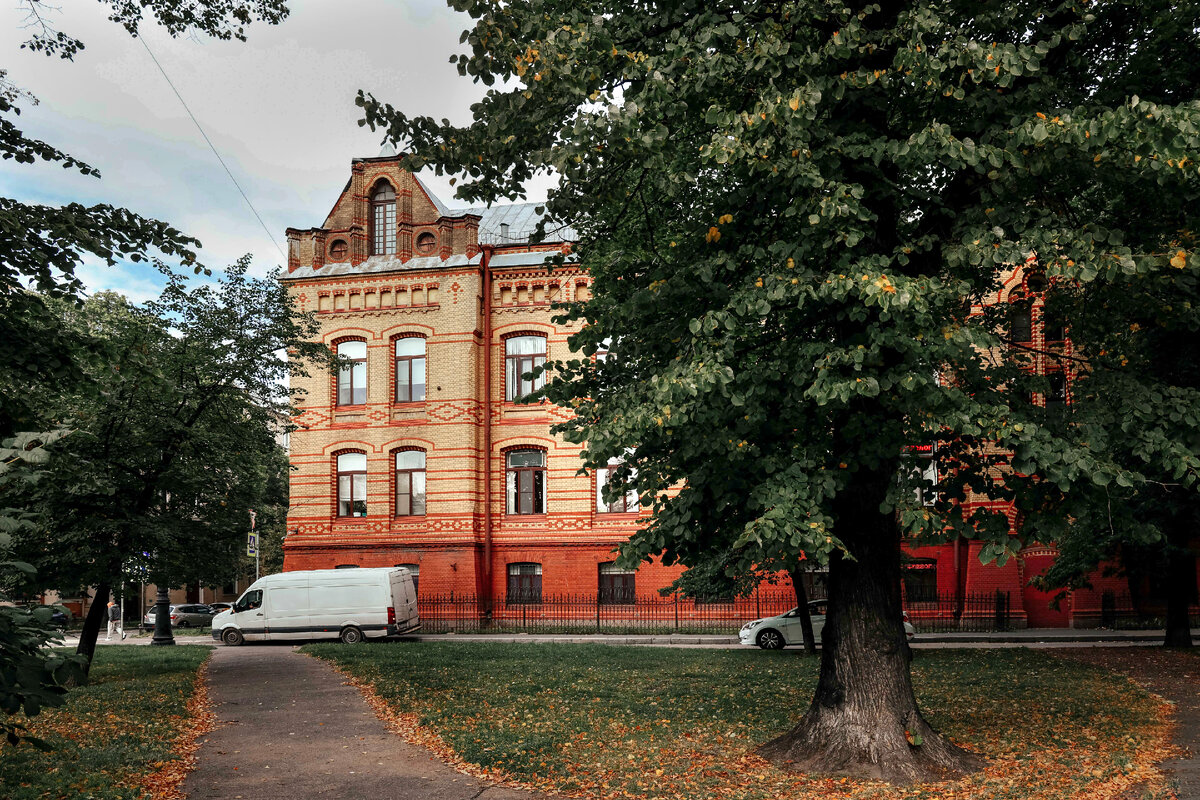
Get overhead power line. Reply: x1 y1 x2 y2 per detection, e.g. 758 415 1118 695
138 36 288 262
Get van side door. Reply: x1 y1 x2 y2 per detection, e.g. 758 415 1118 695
264 584 311 641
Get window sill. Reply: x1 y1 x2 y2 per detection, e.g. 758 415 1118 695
504 514 548 520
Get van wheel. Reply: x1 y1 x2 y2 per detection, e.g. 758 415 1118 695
339 626 364 644
222 629 244 646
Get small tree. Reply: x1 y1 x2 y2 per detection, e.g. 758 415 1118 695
7 261 326 668
0 432 87 746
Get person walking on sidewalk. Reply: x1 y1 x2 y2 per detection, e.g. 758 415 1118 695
106 600 126 641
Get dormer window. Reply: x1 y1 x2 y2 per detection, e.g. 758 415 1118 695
370 183 396 256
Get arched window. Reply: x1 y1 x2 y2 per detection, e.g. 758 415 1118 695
370 182 396 256
1009 294 1032 343
395 450 426 517
506 449 545 515
505 335 546 400
902 558 938 604
394 338 426 402
396 563 419 595
336 452 367 517
336 340 367 406
507 563 542 604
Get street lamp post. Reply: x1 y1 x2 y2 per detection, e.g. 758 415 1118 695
150 587 175 646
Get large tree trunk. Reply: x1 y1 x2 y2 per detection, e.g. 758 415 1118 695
790 568 817 655
75 582 110 676
1163 526 1195 648
759 474 981 784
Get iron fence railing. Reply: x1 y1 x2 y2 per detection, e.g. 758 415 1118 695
416 590 1019 635
901 590 1014 633
1090 591 1200 630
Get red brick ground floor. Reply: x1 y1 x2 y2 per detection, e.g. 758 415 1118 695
283 535 1199 629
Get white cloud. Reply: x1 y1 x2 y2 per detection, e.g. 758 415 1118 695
2 0 553 296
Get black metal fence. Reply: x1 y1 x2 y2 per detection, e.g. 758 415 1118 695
902 590 1013 633
1089 591 1200 630
416 590 1016 635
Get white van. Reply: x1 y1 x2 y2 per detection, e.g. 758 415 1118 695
211 567 419 645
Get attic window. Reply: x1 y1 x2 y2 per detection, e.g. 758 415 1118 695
415 232 437 255
500 223 510 239
329 239 348 262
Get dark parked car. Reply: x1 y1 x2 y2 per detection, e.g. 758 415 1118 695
144 604 216 628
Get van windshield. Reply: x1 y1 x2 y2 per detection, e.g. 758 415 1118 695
234 590 262 612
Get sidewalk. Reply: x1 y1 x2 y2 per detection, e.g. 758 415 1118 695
59 627 1190 648
401 628 1185 648
182 645 553 799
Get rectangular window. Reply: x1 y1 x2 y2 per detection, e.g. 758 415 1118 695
337 452 367 517
507 563 542 604
505 335 546 401
395 451 426 516
395 338 427 402
596 462 639 513
506 450 545 514
598 562 635 605
337 340 367 406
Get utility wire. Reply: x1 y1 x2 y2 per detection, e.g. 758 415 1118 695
138 36 288 262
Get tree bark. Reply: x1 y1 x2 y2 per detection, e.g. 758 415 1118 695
1163 526 1195 648
759 473 982 784
790 568 817 655
75 582 110 676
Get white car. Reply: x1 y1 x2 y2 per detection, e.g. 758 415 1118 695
739 600 916 649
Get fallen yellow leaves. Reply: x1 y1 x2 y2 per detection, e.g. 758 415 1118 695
135 662 218 800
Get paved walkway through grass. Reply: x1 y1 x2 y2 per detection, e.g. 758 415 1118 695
182 644 552 800
1052 647 1200 800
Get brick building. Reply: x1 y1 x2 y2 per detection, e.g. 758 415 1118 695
280 153 688 608
280 153 1194 628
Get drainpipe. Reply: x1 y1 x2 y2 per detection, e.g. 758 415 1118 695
480 244 495 620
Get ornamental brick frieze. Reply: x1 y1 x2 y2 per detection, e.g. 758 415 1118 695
315 283 440 313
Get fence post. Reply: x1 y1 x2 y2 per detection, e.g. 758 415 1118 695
596 594 600 632
756 587 761 620
674 593 679 631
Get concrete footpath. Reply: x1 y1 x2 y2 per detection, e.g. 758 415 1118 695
181 645 551 800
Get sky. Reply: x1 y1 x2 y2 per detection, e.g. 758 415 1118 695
1 0 549 303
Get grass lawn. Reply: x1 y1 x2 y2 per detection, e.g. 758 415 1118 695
305 643 1174 800
0 646 212 800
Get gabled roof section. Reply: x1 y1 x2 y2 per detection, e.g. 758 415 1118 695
412 173 454 219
